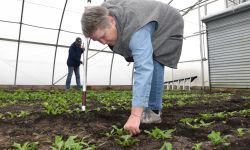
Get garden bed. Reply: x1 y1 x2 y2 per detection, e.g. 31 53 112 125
0 89 250 150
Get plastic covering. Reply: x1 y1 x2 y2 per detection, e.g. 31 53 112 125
0 0 226 86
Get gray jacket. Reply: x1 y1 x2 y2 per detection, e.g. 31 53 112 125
102 0 184 68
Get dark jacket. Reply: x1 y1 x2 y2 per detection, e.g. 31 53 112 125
67 42 84 67
102 0 184 69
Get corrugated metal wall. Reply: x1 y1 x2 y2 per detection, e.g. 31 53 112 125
227 0 250 8
206 10 250 88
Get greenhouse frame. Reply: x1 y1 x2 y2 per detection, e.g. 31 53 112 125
1 0 250 90
1 1 250 150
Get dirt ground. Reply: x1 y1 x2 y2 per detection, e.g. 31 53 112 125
0 90 250 150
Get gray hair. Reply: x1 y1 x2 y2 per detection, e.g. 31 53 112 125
81 6 110 37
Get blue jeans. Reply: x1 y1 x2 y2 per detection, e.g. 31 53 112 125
65 66 82 89
129 22 164 110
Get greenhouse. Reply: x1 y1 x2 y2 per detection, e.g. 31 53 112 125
0 0 250 149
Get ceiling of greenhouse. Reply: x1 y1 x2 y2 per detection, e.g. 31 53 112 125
0 0 223 47
1 0 229 86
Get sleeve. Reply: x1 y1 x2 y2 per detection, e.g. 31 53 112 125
128 23 155 108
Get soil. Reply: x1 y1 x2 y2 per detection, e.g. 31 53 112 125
0 90 250 150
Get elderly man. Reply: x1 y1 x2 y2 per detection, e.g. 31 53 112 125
81 0 184 135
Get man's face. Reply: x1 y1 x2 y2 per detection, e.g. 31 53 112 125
76 41 82 46
90 16 117 46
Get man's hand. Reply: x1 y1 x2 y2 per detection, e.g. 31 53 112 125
123 107 143 135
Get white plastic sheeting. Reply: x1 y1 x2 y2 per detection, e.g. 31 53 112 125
0 0 226 86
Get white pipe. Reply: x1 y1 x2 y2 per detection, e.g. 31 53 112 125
81 1 91 111
198 1 205 90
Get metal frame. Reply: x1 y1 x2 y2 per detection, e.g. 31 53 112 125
0 0 225 88
52 0 68 86
14 0 25 86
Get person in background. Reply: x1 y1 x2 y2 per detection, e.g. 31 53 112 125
81 0 184 135
65 37 84 90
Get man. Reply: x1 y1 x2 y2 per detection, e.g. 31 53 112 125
65 37 84 90
81 0 184 135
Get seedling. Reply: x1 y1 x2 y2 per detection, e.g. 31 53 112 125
12 142 38 150
177 100 186 107
227 111 237 116
115 135 139 147
144 127 175 140
18 111 30 118
242 96 250 100
181 117 214 129
199 120 215 128
0 113 3 119
105 125 126 138
6 112 17 118
50 135 95 150
105 127 116 138
236 128 246 136
214 112 227 118
200 113 213 120
160 142 172 150
180 117 194 124
207 131 228 146
192 142 202 150
42 98 69 115
163 102 173 108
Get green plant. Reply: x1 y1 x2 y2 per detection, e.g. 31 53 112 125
200 113 213 120
0 113 4 119
51 135 95 150
104 125 139 147
18 111 30 118
105 125 126 138
192 142 202 150
144 127 175 140
42 98 69 115
236 128 245 136
199 120 215 128
180 117 194 124
214 112 227 118
12 142 38 150
242 96 250 100
7 112 18 118
181 117 214 129
160 142 172 150
207 131 228 145
177 100 186 107
115 135 139 147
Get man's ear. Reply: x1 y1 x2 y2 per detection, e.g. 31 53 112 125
108 16 116 26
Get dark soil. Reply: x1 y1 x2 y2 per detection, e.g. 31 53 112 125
0 90 250 150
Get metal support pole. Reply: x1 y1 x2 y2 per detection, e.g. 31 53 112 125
225 0 229 8
171 69 174 90
14 0 25 86
189 77 191 91
82 38 90 111
177 80 180 89
183 79 185 90
52 0 68 86
198 1 205 90
81 0 93 111
109 53 115 87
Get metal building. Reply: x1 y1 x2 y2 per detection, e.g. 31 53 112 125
225 0 250 8
202 2 250 88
